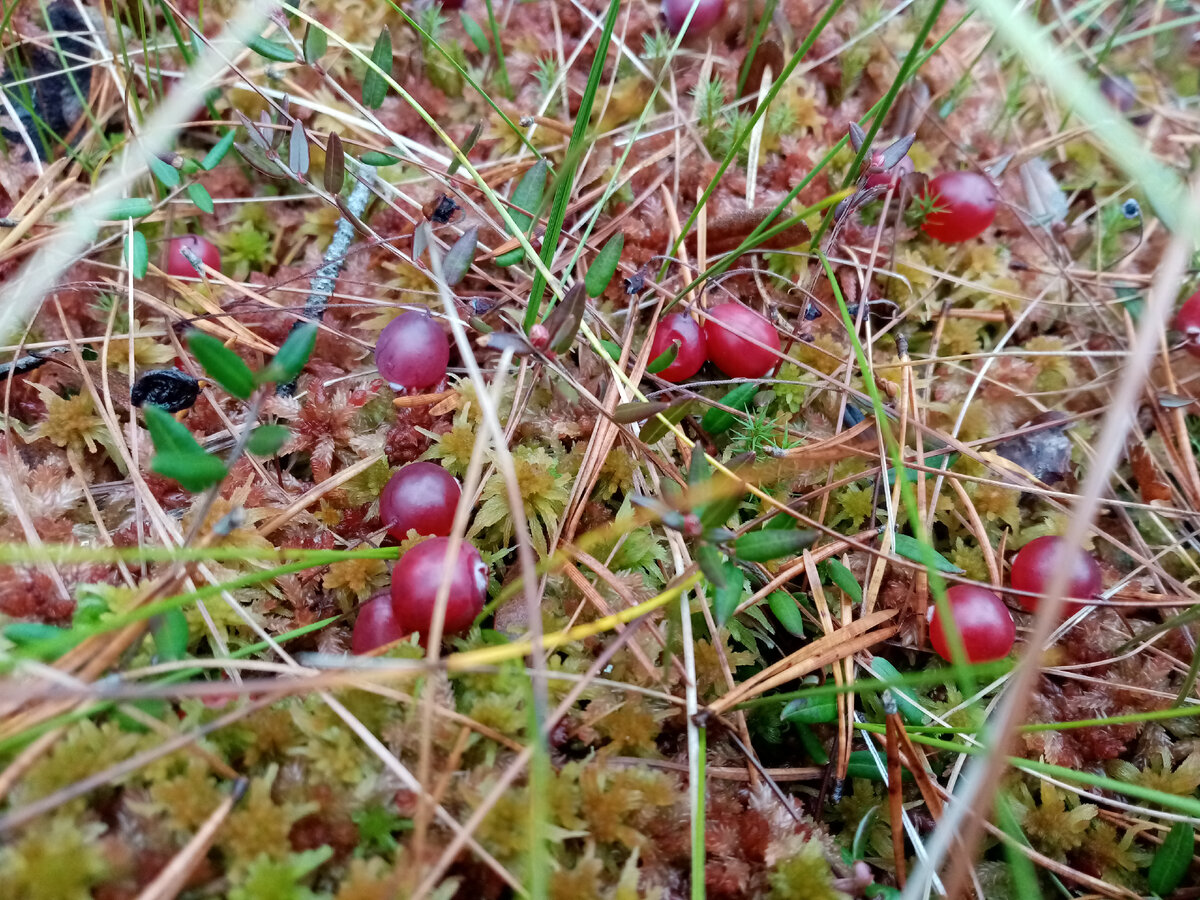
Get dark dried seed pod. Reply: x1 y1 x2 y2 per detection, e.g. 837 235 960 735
131 369 201 412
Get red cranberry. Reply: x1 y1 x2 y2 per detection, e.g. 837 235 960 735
376 310 450 391
647 312 706 382
352 592 408 654
1176 290 1200 357
165 235 221 277
1009 536 1102 616
865 154 915 190
391 537 488 638
702 302 780 379
920 171 998 243
379 461 461 540
928 585 1015 663
663 0 726 35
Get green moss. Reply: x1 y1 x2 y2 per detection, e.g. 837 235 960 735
0 814 109 900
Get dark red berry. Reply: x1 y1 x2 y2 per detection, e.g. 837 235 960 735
376 310 450 391
647 312 706 382
928 585 1015 663
379 461 461 541
391 537 488 638
352 592 408 654
165 235 221 277
1009 536 1102 616
1176 290 1200 358
865 154 915 190
663 0 726 35
921 171 998 243
702 302 780 379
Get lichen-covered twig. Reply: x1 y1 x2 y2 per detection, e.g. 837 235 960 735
276 173 375 396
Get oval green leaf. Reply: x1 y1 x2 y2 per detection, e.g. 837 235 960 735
869 657 927 726
303 21 327 63
360 150 400 166
104 198 154 220
496 159 548 266
187 331 255 400
248 35 295 62
585 232 624 298
781 694 837 724
892 533 963 573
202 130 236 170
143 403 206 457
767 590 805 637
443 226 478 286
186 182 214 214
1148 821 1194 895
459 12 490 54
150 608 190 661
152 450 228 493
646 340 679 375
260 322 318 384
700 381 759 434
733 528 816 563
247 424 291 456
362 27 393 109
124 230 148 279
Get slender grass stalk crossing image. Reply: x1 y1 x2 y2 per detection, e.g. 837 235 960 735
0 0 1198 897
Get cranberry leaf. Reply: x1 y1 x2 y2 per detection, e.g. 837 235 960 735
246 424 290 457
362 27 393 110
186 331 255 400
259 322 318 385
733 528 817 563
767 590 805 637
584 233 624 298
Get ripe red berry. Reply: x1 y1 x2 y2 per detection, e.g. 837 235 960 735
702 302 781 379
165 235 221 277
647 312 706 382
921 171 998 243
1175 290 1200 358
352 592 408 654
391 537 488 638
376 310 450 391
1009 536 1102 615
379 461 461 540
663 0 726 35
928 585 1015 663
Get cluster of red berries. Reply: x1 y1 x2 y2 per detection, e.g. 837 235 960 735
927 536 1102 663
352 460 487 654
647 303 781 383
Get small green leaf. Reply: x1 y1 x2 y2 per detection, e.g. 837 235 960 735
360 150 400 166
695 543 728 590
599 339 621 362
187 331 255 400
460 12 490 54
443 226 478 286
247 424 290 456
124 230 148 279
781 694 837 724
448 120 483 177
823 558 863 603
688 447 709 487
713 556 743 626
303 21 327 63
892 533 963 573
260 322 318 384
847 750 911 783
180 158 202 176
496 159 548 266
646 340 679 374
4 622 69 648
869 658 927 726
733 529 817 563
152 450 228 492
186 182 214 214
767 590 805 637
104 198 154 220
700 381 759 434
248 34 295 62
148 154 180 188
150 608 190 661
1148 822 1194 894
202 130 236 170
585 233 624 298
640 400 694 445
143 403 207 457
362 27 393 109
